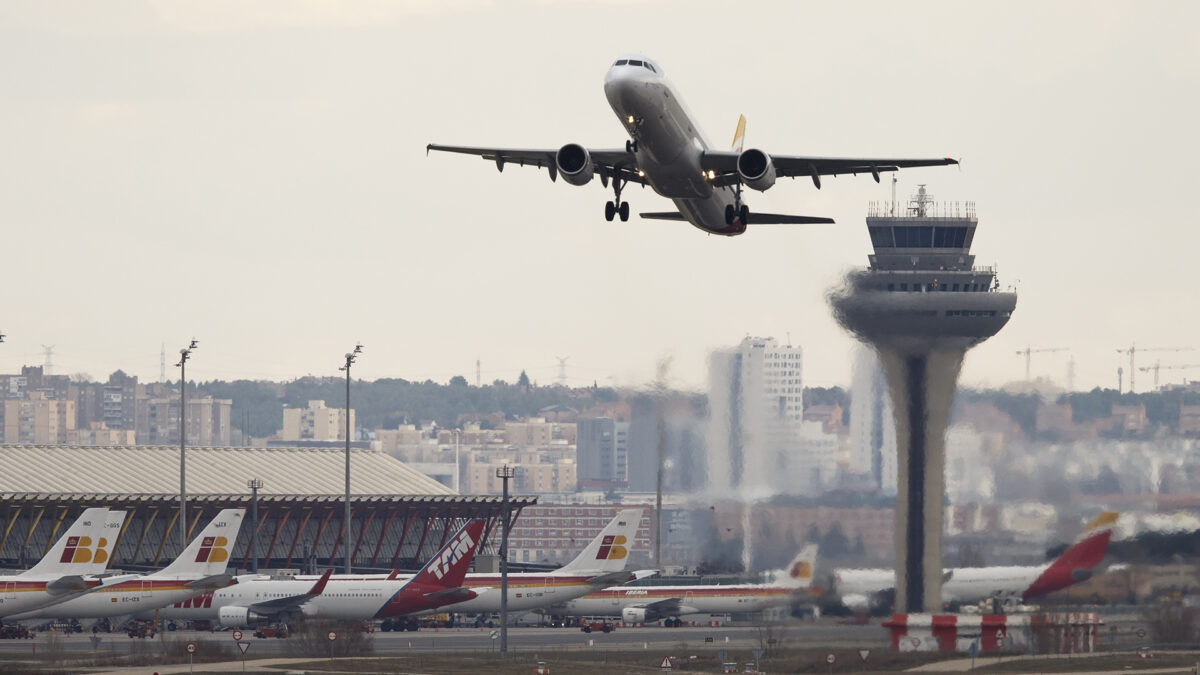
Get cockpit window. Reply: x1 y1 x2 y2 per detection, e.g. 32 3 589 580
628 59 643 67
614 59 628 66
644 62 656 73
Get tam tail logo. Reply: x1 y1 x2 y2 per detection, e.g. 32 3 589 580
595 535 628 561
195 536 230 563
59 536 95 564
431 530 475 580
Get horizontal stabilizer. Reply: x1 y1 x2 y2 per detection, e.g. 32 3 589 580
638 212 687 221
423 586 475 599
45 575 89 595
585 571 636 586
186 574 232 590
747 213 835 225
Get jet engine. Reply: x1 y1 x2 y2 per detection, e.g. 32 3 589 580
736 148 776 191
621 607 655 624
218 605 270 628
555 144 594 186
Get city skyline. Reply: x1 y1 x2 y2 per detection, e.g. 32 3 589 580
2 2 1197 393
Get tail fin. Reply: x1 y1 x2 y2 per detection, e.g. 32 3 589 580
156 509 246 578
557 509 643 574
409 519 486 589
1022 511 1118 600
25 508 109 578
778 543 819 588
93 510 127 571
731 114 747 152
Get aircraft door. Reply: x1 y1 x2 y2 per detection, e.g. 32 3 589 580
3 582 14 600
543 576 555 600
684 590 695 613
140 580 153 599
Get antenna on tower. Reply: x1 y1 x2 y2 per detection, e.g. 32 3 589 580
476 358 481 387
161 343 167 382
891 175 898 216
555 356 569 387
41 345 55 376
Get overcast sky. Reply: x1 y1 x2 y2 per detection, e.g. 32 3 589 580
1 1 1197 393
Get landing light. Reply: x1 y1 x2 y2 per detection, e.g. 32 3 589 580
637 169 645 177
627 115 635 124
707 170 716 179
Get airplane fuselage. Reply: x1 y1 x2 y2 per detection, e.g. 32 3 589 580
603 61 745 235
7 575 224 620
549 584 797 619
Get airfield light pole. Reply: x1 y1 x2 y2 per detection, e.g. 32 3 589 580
176 339 198 551
247 478 263 572
340 343 362 574
496 464 515 657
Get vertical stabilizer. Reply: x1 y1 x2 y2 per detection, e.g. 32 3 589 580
557 509 643 574
410 519 486 589
157 509 246 578
25 508 109 578
92 510 127 572
777 544 819 588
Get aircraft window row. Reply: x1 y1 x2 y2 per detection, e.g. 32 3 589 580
945 310 998 317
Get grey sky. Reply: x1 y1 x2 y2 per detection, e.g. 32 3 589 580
1 1 1196 392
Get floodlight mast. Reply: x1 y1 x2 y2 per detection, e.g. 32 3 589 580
339 343 363 574
176 339 198 551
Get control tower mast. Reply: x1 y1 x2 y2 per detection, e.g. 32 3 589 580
830 185 1017 613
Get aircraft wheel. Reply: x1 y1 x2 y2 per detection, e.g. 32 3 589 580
740 204 749 225
724 204 735 225
604 201 616 222
625 140 632 153
618 202 630 221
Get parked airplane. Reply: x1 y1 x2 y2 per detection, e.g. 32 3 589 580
286 509 648 615
834 512 1119 610
0 508 129 619
8 509 246 621
428 56 957 236
157 519 486 627
545 544 818 626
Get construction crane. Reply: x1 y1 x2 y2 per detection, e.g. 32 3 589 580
1015 346 1068 381
1116 343 1195 393
1137 362 1200 389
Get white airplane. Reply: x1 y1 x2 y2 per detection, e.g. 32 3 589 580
546 544 818 626
8 509 245 621
834 512 1119 611
0 508 129 619
281 508 648 621
428 56 957 236
156 519 487 627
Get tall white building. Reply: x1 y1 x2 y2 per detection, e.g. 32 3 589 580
848 346 897 493
707 336 804 497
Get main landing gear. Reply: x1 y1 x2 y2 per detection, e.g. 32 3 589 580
724 183 749 226
605 176 630 222
624 139 639 153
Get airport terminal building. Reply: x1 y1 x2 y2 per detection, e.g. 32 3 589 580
0 444 534 573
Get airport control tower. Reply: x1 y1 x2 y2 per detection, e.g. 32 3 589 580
830 185 1017 613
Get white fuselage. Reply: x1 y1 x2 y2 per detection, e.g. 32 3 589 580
154 576 398 622
6 575 211 620
603 61 743 234
552 584 798 619
0 576 90 618
836 565 1048 607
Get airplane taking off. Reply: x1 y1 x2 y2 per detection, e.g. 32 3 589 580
428 56 957 236
834 512 1119 611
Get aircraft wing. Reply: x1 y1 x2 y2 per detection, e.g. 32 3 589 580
700 151 957 187
426 144 648 186
247 569 332 613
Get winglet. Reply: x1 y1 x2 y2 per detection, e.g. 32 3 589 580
731 114 747 153
308 568 333 597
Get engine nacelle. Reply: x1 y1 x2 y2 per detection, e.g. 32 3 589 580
555 143 594 186
218 605 270 628
622 607 654 624
736 148 776 191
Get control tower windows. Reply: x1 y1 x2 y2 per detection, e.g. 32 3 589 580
870 226 894 248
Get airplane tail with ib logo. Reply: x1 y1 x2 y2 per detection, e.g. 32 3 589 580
556 509 643 576
24 507 112 579
776 544 819 589
156 509 246 580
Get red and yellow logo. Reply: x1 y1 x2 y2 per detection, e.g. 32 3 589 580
790 561 812 580
94 537 111 565
596 535 628 560
59 536 95 564
195 536 230 563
